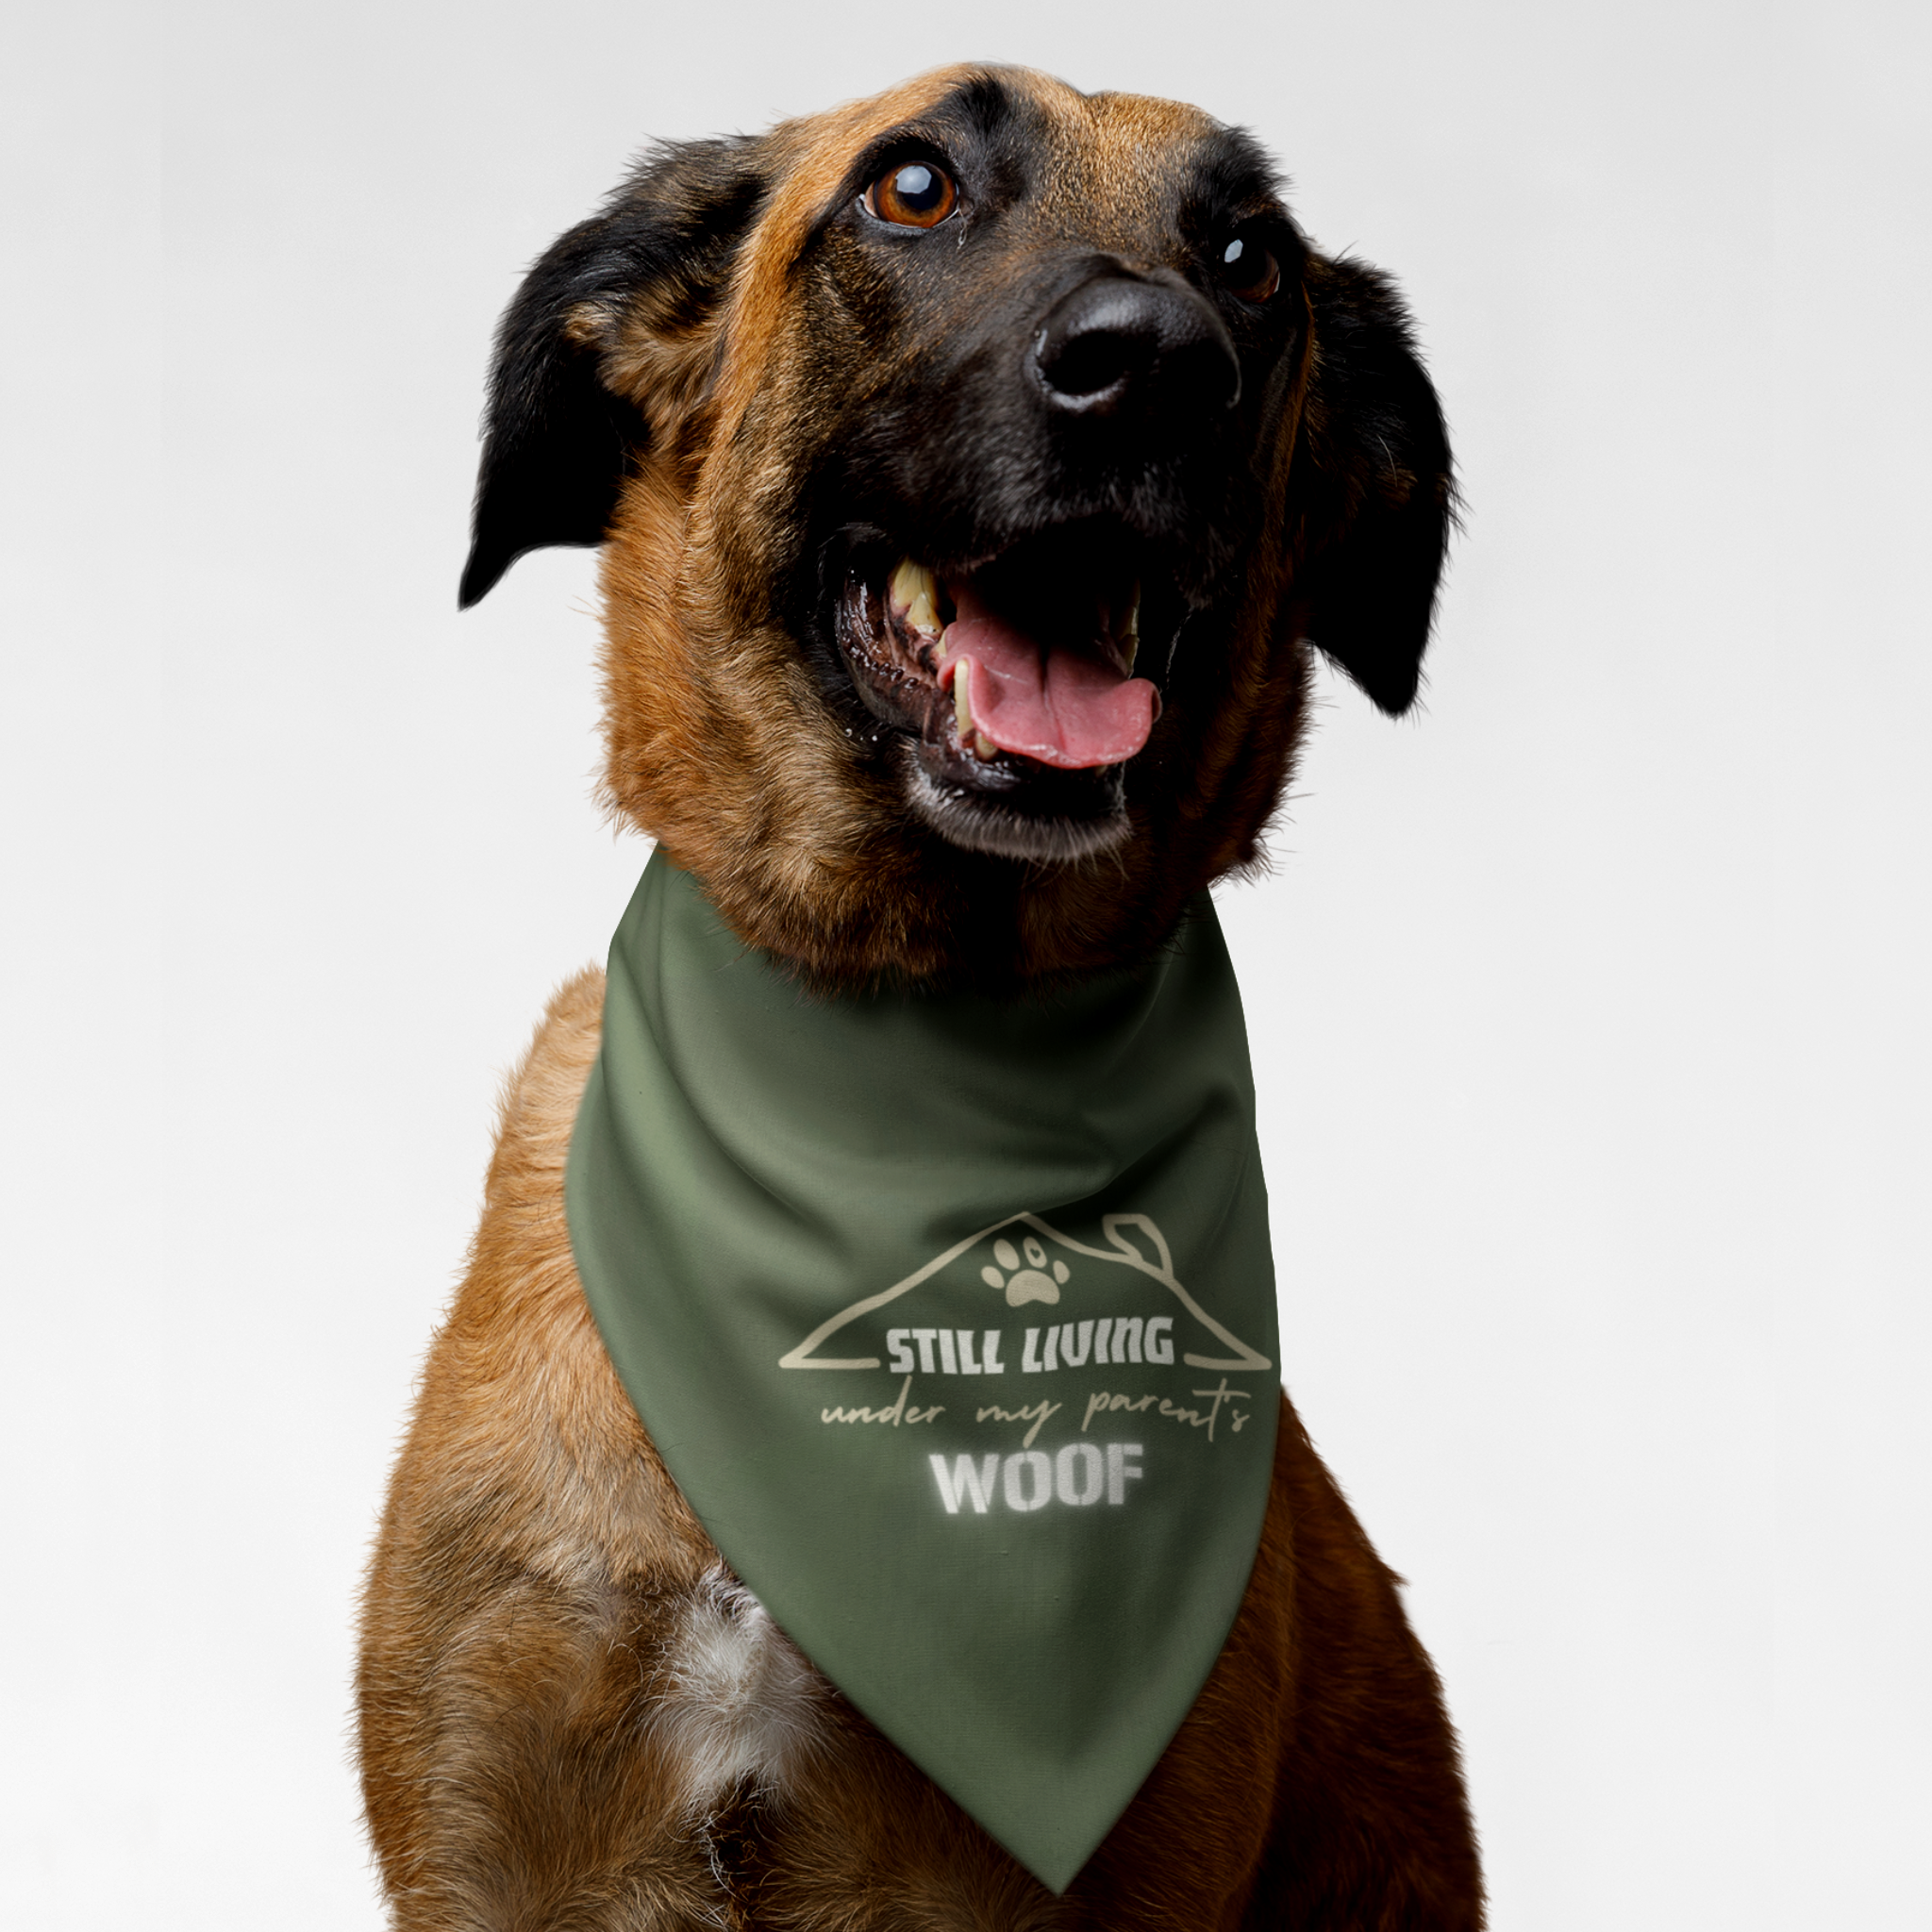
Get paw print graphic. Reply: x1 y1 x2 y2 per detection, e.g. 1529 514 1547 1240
982 1235 1069 1308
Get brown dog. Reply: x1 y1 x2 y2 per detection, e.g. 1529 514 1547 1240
359 64 1480 1929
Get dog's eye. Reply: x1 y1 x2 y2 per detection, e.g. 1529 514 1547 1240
865 160 958 228
1217 233 1280 303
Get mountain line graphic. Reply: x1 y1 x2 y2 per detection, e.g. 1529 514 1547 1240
777 1210 1272 1374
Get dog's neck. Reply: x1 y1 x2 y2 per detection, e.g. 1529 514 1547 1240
597 542 1317 994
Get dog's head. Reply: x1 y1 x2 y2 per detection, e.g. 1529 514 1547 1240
461 65 1451 988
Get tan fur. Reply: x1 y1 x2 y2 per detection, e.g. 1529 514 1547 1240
363 66 1480 1930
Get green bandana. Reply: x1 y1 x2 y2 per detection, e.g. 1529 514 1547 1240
566 854 1280 1891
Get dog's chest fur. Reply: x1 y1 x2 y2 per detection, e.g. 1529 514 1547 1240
651 1569 826 1816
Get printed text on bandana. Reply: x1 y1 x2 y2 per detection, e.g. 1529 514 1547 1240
797 1215 1267 1518
929 1442 1142 1512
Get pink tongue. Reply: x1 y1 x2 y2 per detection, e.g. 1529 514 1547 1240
939 608 1158 771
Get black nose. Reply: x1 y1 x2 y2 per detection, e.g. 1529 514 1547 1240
1032 274 1241 421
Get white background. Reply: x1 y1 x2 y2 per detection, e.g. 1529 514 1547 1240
4 2 1927 1926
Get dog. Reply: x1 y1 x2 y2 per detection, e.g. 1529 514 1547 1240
358 63 1480 1930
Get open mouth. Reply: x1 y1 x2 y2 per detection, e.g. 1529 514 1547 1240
832 522 1182 861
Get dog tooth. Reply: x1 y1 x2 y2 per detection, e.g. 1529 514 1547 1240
974 732 999 760
954 658 974 743
889 558 941 635
1122 585 1141 673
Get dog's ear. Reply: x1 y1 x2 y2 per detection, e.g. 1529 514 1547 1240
458 137 768 608
1290 257 1455 715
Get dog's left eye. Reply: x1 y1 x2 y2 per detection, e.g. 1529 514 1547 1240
1216 233 1281 303
864 160 958 228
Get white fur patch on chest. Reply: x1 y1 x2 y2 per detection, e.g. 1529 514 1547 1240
649 1566 827 1812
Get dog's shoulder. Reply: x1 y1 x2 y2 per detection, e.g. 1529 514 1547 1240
482 964 606 1217
376 965 714 1588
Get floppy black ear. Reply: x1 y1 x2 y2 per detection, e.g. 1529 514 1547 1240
1291 257 1455 715
458 138 767 609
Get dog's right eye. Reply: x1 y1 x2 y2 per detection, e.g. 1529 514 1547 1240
864 160 958 228
1216 233 1281 303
